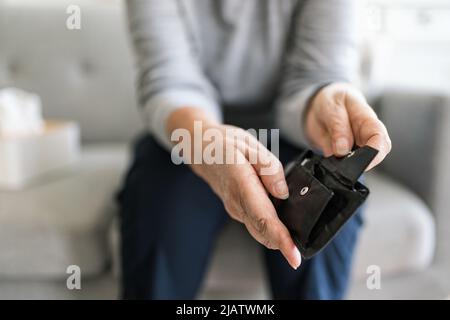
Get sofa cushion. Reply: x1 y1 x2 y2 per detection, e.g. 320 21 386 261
352 172 435 280
199 222 270 299
0 144 129 278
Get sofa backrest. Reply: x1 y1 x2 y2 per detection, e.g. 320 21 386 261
0 0 142 143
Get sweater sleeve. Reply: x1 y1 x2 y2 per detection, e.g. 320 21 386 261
275 0 360 148
126 0 222 150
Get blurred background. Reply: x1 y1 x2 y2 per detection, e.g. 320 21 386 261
0 0 449 299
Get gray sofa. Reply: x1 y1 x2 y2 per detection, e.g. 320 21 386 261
0 0 448 299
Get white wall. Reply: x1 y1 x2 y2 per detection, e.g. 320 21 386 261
361 0 450 95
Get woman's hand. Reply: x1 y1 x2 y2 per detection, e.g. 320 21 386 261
305 83 392 170
167 108 302 269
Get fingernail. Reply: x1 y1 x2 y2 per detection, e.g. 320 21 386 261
274 181 289 199
292 247 302 270
335 138 350 156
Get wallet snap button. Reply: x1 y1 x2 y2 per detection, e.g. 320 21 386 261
300 186 309 196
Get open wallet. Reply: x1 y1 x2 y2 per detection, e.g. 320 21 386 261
271 146 378 259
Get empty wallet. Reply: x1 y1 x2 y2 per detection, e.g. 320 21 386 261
271 146 378 259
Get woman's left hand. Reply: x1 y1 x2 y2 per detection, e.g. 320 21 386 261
305 83 392 170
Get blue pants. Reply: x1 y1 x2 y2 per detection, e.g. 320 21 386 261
117 134 363 300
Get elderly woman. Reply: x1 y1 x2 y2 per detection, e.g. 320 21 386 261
118 0 391 300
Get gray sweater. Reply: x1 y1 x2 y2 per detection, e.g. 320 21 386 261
126 0 360 149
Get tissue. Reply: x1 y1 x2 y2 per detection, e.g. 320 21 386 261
0 88 44 136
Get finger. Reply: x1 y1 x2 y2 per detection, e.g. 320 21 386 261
305 118 335 157
345 95 392 170
313 130 335 157
321 102 355 157
237 170 301 269
223 200 245 223
243 217 301 270
234 137 289 200
358 118 392 171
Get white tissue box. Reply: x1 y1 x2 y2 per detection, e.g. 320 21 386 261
0 121 80 190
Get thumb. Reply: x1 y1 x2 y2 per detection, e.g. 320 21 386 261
323 104 354 157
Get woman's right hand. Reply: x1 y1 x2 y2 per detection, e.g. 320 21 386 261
167 107 302 270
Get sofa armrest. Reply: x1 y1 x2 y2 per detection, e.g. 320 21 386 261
373 91 450 261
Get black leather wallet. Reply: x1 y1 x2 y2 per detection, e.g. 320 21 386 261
271 146 378 259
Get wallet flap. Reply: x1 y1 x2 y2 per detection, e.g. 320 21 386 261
280 167 334 248
321 146 378 185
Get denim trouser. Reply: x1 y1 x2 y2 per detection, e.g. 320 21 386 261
117 134 364 300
